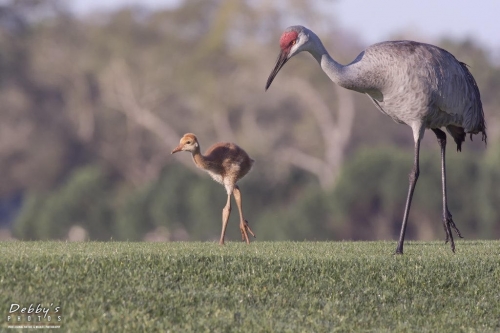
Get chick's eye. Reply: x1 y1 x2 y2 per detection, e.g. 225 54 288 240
186 141 191 144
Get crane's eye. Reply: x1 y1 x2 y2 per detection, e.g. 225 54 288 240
291 39 296 46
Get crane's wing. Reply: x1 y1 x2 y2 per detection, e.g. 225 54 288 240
427 48 486 139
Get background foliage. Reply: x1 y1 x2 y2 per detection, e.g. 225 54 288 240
0 0 499 242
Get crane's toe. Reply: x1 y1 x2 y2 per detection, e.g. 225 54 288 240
443 210 462 253
240 220 256 244
448 218 463 239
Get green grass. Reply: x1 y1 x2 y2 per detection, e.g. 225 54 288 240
1 241 500 332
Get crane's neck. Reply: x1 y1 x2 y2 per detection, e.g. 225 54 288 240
191 148 208 170
306 32 362 92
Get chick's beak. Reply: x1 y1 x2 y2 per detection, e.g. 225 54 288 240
171 145 183 154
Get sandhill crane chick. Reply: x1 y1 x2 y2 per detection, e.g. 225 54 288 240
171 133 256 245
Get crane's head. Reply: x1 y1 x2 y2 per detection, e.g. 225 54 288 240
171 133 199 154
265 25 310 90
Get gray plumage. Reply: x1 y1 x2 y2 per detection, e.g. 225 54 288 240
341 40 486 147
266 25 487 254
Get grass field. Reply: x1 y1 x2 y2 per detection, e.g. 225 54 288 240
1 241 500 332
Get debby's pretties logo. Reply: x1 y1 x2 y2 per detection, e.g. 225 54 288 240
6 303 62 329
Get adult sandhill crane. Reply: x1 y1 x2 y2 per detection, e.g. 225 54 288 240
266 25 487 254
171 133 256 245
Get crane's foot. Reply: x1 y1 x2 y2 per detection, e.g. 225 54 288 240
240 220 256 244
448 213 463 239
443 210 462 253
394 243 404 255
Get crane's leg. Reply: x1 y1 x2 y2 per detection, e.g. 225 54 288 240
233 185 256 244
395 134 421 255
219 194 232 245
432 128 463 253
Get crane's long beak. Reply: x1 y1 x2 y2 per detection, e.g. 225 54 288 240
171 145 183 154
265 50 289 91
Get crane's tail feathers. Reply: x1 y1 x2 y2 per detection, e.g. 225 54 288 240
459 62 487 145
470 131 488 145
446 125 465 152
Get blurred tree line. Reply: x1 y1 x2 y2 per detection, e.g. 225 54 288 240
0 0 499 242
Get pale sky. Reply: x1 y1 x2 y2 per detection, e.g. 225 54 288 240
333 0 500 51
71 0 500 57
